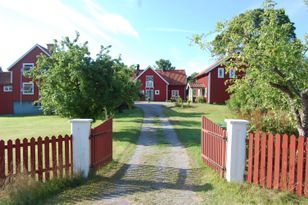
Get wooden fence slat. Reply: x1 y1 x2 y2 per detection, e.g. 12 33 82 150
44 137 50 181
70 135 73 174
0 140 5 180
260 133 267 187
30 138 36 178
247 133 254 183
15 139 21 175
281 134 289 190
266 133 274 189
253 133 260 185
273 134 281 189
305 138 308 197
296 136 305 196
288 135 296 192
64 135 70 176
23 138 28 174
37 137 43 181
58 135 63 178
7 140 13 176
51 136 57 178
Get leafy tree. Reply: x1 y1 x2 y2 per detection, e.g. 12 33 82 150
154 59 175 70
0 67 2 72
30 33 139 120
193 0 308 136
187 72 198 82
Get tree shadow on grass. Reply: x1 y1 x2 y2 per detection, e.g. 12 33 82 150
47 161 212 204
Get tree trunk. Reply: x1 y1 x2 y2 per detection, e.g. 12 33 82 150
301 89 308 137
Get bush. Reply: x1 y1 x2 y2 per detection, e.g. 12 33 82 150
187 100 191 107
196 96 205 103
173 96 183 107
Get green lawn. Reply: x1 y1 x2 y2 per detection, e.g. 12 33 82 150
0 115 105 141
164 103 308 204
0 107 144 204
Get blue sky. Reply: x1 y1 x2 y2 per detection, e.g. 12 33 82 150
0 0 307 75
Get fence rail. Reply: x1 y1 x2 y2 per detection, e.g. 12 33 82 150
246 132 308 197
201 116 227 177
0 135 72 183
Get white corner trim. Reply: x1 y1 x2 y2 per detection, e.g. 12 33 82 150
208 73 211 103
7 44 50 71
134 66 169 85
166 84 168 101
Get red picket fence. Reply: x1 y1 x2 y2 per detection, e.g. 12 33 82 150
246 132 308 197
90 118 112 169
0 135 72 183
201 116 227 177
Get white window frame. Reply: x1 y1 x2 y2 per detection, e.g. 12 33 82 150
22 82 34 95
3 85 13 92
218 67 224 78
155 90 160 95
145 75 154 88
22 63 34 75
171 90 179 97
229 68 235 78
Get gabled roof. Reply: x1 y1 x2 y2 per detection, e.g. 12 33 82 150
134 66 187 86
134 66 169 85
156 70 186 85
0 72 12 85
7 44 50 71
195 58 226 78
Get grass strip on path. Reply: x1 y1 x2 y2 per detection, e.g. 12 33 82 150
163 103 308 204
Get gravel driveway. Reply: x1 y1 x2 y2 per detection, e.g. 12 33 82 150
85 102 204 205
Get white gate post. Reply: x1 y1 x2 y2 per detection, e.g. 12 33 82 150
70 119 93 177
225 119 249 182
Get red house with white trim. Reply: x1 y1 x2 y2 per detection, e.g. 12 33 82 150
134 66 187 101
187 59 239 104
0 44 50 115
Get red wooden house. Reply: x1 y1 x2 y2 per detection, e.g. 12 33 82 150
187 59 238 104
0 44 50 115
134 66 187 101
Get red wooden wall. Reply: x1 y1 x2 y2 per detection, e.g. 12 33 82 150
137 68 167 101
0 85 13 114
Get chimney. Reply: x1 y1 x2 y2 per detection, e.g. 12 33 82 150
136 64 140 74
46 44 54 53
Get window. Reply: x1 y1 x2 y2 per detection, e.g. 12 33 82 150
229 69 235 78
155 90 160 95
145 75 153 88
23 82 34 95
3 85 12 92
218 68 224 78
23 63 34 75
171 90 179 97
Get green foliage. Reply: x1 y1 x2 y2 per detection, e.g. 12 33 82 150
30 33 139 120
187 72 198 82
0 66 3 72
173 96 183 107
3 174 86 205
195 96 205 103
154 59 175 70
193 1 308 135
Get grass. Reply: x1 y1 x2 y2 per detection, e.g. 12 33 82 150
0 115 104 141
0 107 144 205
163 103 308 204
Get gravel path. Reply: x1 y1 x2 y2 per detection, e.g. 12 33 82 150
86 102 203 205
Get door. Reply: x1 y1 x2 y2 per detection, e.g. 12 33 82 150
145 89 154 101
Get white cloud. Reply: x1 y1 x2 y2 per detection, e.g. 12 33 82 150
0 0 139 70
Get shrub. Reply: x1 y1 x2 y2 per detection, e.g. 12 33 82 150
174 96 183 107
196 96 205 103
